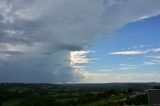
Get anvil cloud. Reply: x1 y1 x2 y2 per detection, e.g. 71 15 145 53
0 0 160 83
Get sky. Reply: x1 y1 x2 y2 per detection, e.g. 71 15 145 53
0 0 160 83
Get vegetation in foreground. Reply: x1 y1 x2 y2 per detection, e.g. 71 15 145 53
0 83 159 106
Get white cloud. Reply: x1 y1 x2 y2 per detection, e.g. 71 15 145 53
109 50 148 55
70 51 93 65
99 69 112 72
74 66 160 83
144 55 160 65
143 61 156 65
109 47 160 55
149 56 160 60
112 64 137 71
76 69 160 83
151 48 160 53
139 16 151 20
119 64 136 67
119 67 129 70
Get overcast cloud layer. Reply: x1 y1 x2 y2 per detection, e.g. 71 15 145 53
0 0 160 83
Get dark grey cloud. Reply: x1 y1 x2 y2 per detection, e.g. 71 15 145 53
0 0 160 83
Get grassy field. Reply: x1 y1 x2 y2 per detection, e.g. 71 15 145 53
2 99 23 106
0 83 153 106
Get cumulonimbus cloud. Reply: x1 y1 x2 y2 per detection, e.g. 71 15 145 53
0 0 160 83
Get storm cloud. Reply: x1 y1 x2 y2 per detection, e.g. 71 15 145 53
0 0 160 83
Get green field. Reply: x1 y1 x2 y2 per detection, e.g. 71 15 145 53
2 99 23 106
0 83 156 106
